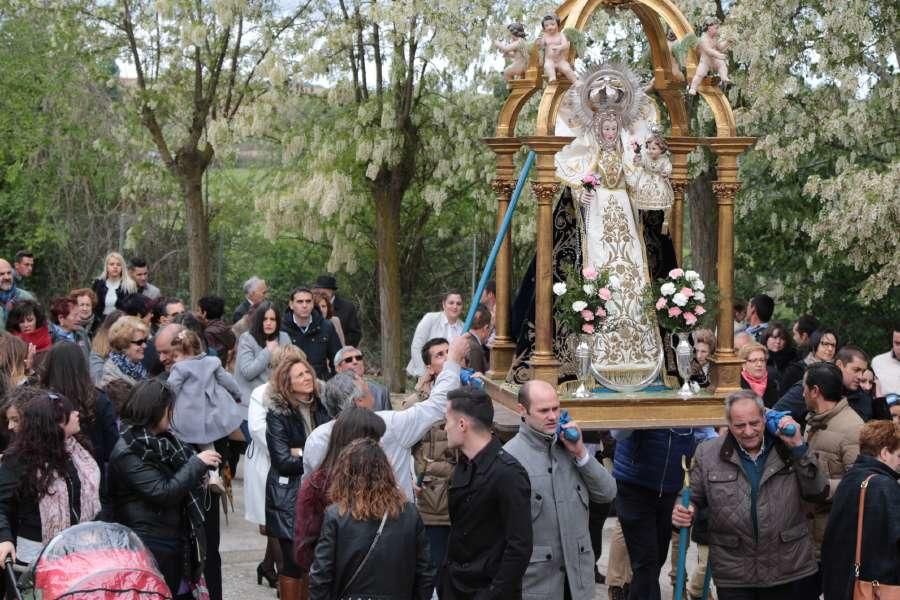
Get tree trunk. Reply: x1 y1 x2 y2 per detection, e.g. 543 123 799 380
373 185 405 393
179 160 211 305
688 168 718 287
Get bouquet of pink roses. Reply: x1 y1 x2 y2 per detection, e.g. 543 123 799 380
553 264 619 335
654 268 708 332
581 173 599 191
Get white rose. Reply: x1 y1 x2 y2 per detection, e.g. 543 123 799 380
552 282 567 296
672 292 688 307
684 270 700 281
660 282 676 296
609 275 621 289
572 300 588 312
694 291 706 303
693 280 705 291
582 284 596 296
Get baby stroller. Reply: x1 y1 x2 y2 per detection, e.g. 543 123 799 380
11 522 171 599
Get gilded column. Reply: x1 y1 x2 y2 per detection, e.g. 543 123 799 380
670 180 687 265
709 180 742 391
487 178 517 378
530 179 561 384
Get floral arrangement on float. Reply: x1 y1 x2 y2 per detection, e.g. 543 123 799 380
654 268 708 396
553 265 620 398
552 265 619 334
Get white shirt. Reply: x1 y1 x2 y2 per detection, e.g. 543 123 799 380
406 311 464 377
303 361 461 501
104 279 120 315
872 351 900 395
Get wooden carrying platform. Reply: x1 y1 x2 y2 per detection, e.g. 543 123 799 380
484 378 727 431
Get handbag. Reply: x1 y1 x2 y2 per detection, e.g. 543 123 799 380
852 475 900 600
338 511 388 599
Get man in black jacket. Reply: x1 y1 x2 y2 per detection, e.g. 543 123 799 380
441 387 532 599
282 286 341 380
313 274 362 347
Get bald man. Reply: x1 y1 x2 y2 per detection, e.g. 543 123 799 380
503 380 617 600
143 323 184 377
0 258 35 330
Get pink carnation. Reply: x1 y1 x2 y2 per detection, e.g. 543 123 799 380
581 309 595 322
582 266 598 281
668 306 682 317
582 173 599 188
668 268 684 278
683 312 698 326
581 323 595 334
595 306 607 318
695 306 706 315
680 286 694 298
598 287 612 301
655 297 667 310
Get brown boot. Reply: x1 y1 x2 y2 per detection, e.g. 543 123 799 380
278 575 304 600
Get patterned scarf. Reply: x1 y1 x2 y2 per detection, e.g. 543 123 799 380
119 424 206 535
109 351 148 381
37 438 101 543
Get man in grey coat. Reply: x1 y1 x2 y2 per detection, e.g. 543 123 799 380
504 380 617 600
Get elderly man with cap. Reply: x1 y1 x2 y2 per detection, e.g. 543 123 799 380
312 274 362 347
334 345 392 411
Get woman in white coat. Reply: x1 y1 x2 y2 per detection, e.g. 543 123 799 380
245 344 306 589
405 290 464 378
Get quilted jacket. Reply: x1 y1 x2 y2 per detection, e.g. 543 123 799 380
690 434 828 587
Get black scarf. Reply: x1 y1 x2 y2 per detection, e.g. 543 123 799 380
120 424 206 535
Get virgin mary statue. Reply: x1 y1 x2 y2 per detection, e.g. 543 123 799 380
554 63 664 388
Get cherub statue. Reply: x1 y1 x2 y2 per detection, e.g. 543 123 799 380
494 23 529 82
688 17 731 95
537 15 577 84
632 130 674 210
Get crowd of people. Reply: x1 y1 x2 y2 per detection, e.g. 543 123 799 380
0 251 898 600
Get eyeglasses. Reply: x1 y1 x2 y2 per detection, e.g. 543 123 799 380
819 340 837 348
342 355 364 364
130 338 148 346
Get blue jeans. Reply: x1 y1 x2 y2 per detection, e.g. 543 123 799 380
615 480 677 600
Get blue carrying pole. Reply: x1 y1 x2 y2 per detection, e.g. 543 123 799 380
463 150 536 332
674 456 692 600
701 557 713 600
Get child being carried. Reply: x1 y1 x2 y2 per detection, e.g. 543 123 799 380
168 329 244 493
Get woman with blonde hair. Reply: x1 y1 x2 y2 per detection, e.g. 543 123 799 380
264 354 329 599
739 341 780 407
246 344 306 589
309 438 433 599
100 316 150 387
89 310 124 386
91 252 137 319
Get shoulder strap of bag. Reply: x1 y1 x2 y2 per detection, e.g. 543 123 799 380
853 474 877 577
339 511 389 598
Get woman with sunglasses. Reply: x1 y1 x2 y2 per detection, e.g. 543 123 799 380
0 387 101 567
99 316 150 387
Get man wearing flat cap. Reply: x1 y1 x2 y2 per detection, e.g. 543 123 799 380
312 274 362 347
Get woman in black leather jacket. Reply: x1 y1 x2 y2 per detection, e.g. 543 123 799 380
309 438 433 600
264 355 329 600
108 380 221 596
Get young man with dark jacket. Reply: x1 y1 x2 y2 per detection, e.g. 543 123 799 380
281 286 341 380
441 387 531 599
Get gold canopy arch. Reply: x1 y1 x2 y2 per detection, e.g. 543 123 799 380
484 0 754 395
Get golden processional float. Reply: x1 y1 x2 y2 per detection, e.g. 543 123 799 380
476 0 755 430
